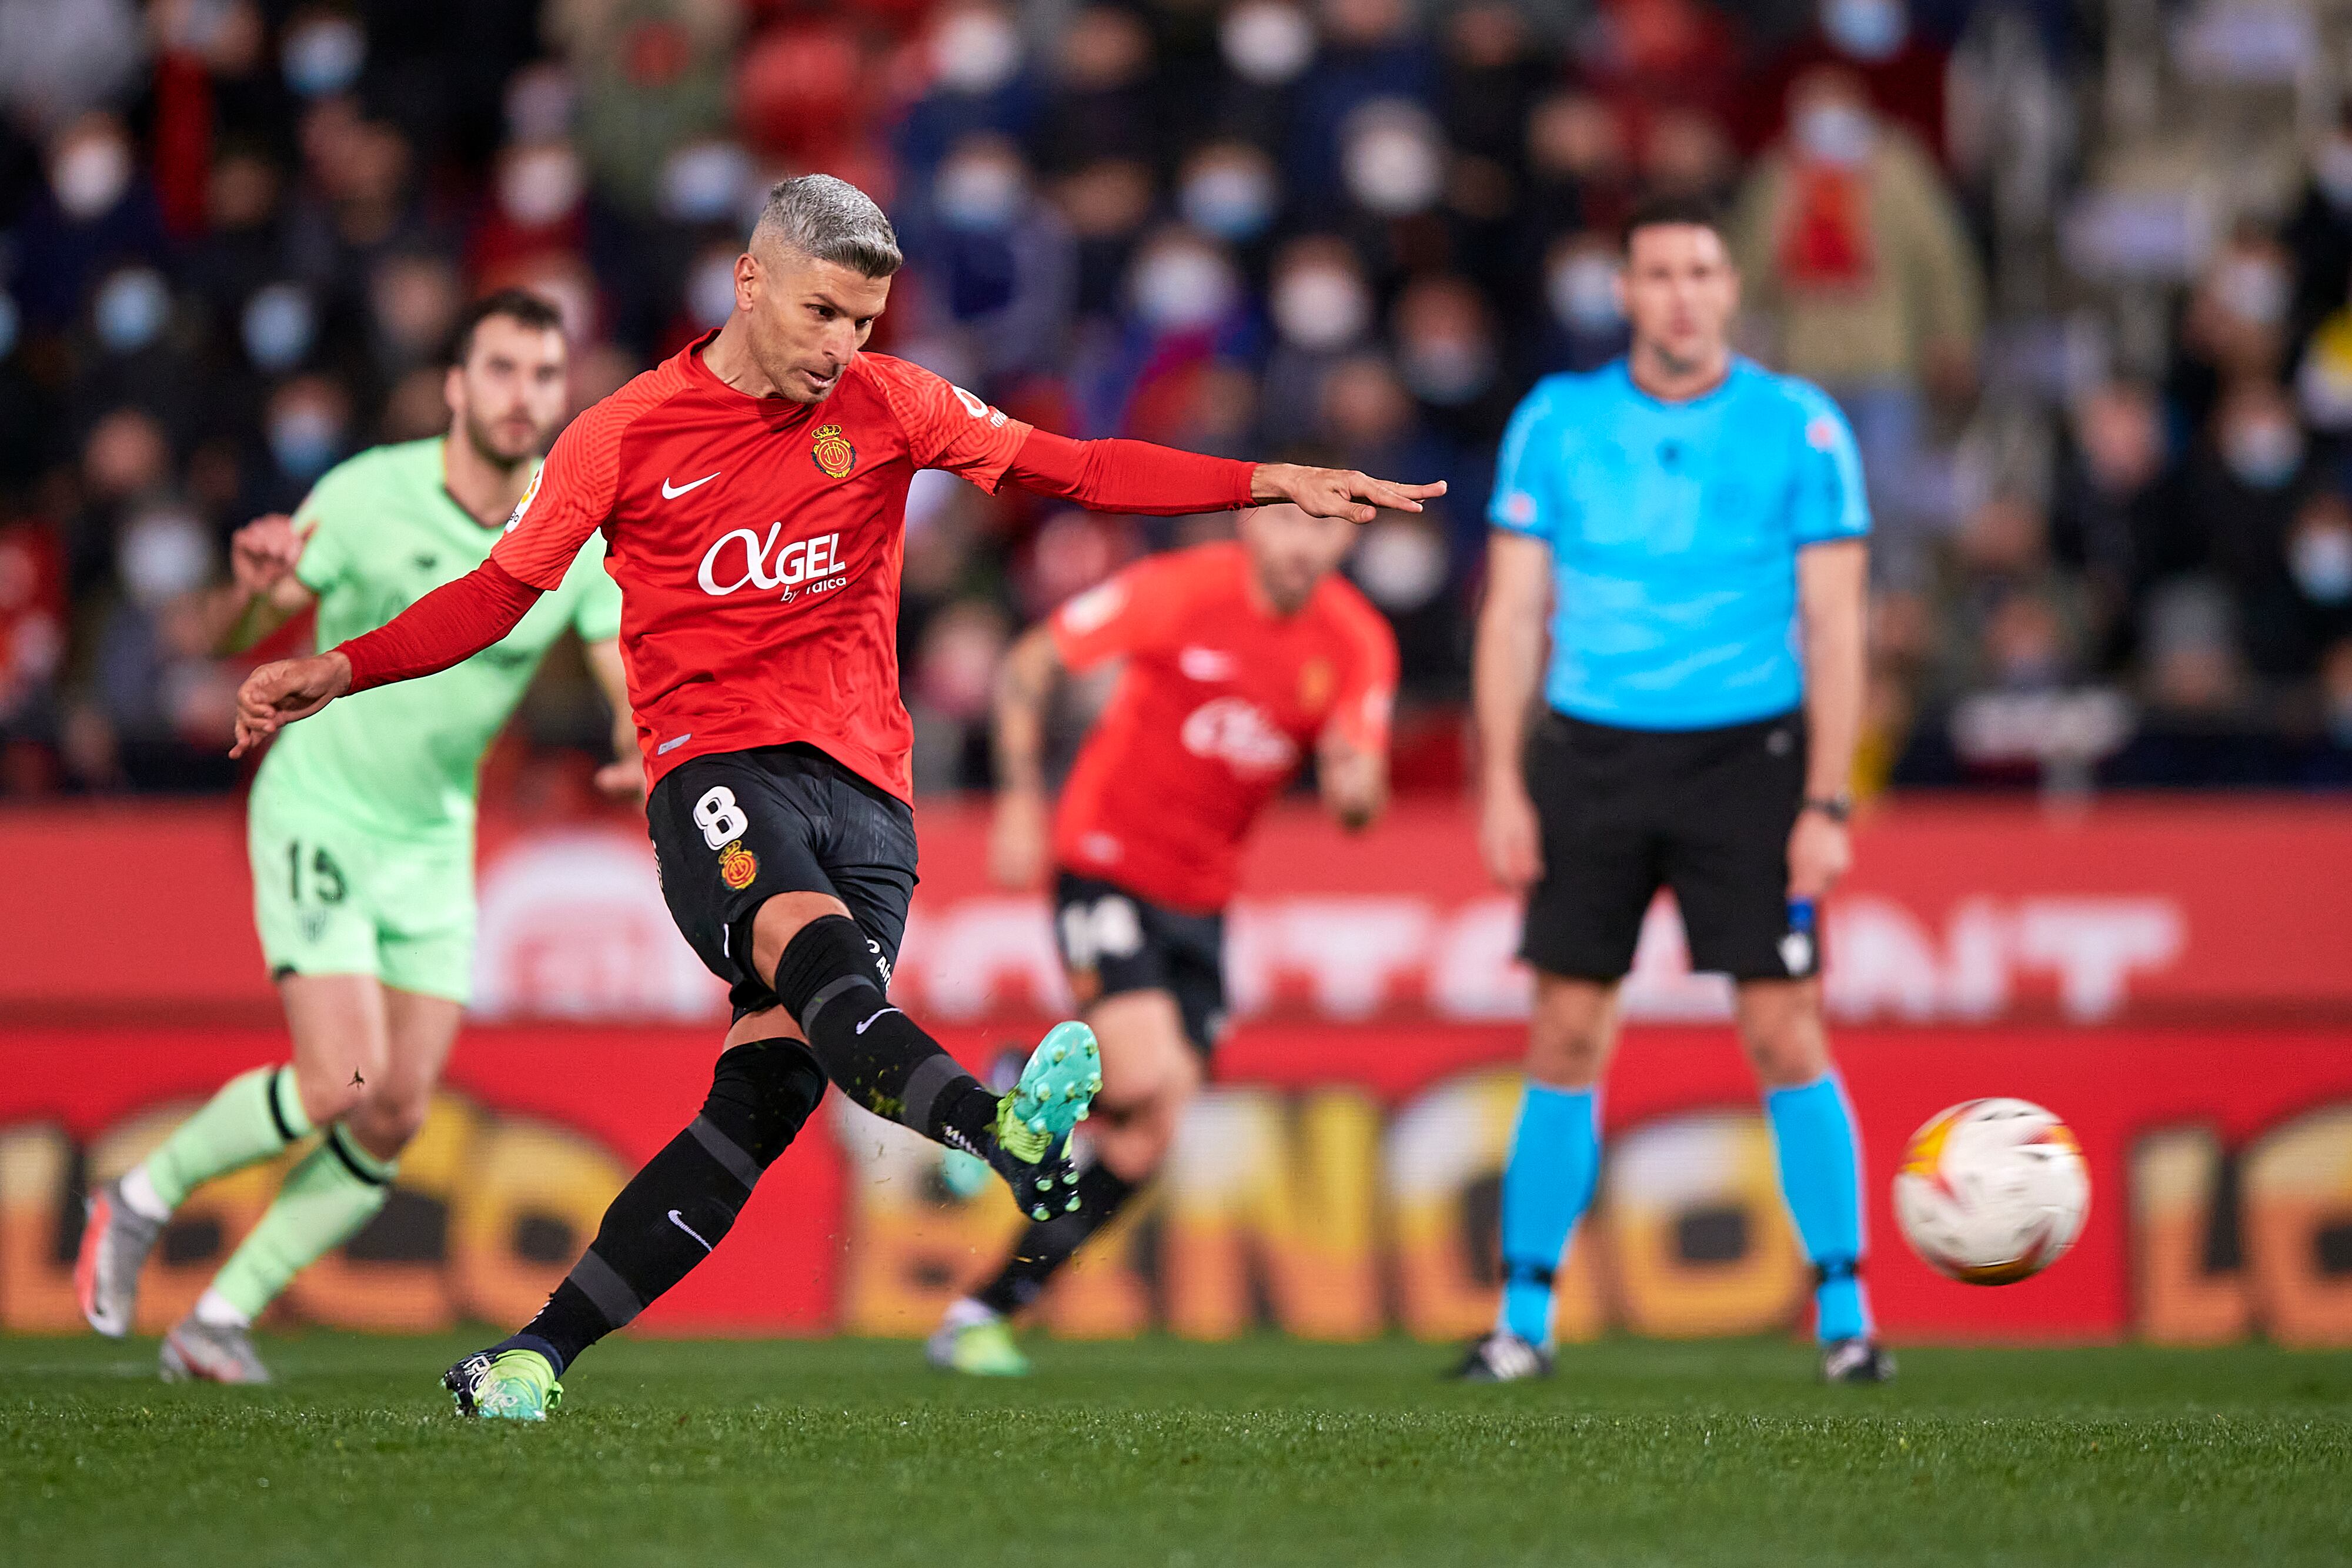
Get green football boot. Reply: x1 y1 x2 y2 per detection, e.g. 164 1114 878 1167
443 1347 563 1420
977 1021 1101 1220
926 1313 1032 1378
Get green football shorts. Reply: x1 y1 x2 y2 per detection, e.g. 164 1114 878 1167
246 773 477 1004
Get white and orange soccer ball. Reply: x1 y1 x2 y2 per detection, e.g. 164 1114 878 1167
1893 1098 2090 1285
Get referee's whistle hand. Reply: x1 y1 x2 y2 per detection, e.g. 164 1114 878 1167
1253 463 1447 525
1479 784 1545 891
1785 812 1852 900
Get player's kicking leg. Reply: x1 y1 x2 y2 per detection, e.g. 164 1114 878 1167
1454 974 1613 1382
931 988 1199 1376
1737 978 1891 1384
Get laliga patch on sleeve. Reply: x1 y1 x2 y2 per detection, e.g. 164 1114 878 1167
503 466 543 533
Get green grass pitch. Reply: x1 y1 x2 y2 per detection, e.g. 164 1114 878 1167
6 1334 2349 1567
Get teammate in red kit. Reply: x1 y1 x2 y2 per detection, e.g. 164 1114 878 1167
231 174 1441 1418
928 506 1396 1376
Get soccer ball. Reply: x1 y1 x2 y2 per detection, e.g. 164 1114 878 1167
1893 1098 2089 1285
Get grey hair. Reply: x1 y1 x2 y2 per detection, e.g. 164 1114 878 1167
751 174 903 278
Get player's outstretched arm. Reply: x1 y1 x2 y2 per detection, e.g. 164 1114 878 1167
230 559 545 757
987 622 1063 890
1248 462 1446 526
1000 430 1443 524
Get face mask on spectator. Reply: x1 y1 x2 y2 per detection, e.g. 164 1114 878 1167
269 405 344 480
1221 1 1315 86
1793 101 1874 167
1351 516 1447 611
933 9 1023 95
1131 245 1236 332
119 510 211 609
936 153 1025 232
687 255 739 330
500 145 584 228
1548 254 1622 333
1400 332 1495 406
2317 138 2352 209
52 133 131 220
2213 255 2288 326
660 142 753 225
282 15 366 98
2293 520 2352 603
94 268 170 355
243 283 316 373
2222 417 2303 489
1822 0 1907 63
1181 162 1278 241
1272 265 1369 350
1342 106 1443 215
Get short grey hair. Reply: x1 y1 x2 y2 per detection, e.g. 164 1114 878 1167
751 174 903 278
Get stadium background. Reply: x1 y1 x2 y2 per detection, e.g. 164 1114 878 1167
2 0 2350 1349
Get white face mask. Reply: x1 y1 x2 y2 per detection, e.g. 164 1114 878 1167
933 10 1023 95
1130 245 1237 332
1351 517 1447 611
120 510 212 608
1401 333 1495 405
2222 417 2303 489
659 141 753 225
1793 102 1875 167
282 15 366 97
95 268 171 354
1822 0 1907 62
242 282 316 372
52 135 132 220
1548 255 1622 332
1342 105 1443 216
936 153 1025 232
1271 266 1369 350
268 404 343 480
2292 522 2352 603
1180 161 1278 240
1221 1 1315 86
500 146 584 228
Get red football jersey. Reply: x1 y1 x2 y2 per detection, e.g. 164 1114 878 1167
1050 541 1398 912
492 335 1033 800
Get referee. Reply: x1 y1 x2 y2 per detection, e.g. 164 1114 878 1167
1459 193 1887 1383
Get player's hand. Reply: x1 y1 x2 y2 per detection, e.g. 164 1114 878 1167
1479 779 1544 891
230 514 303 595
1252 463 1447 524
1786 809 1852 900
988 787 1050 890
231 651 352 757
1318 738 1386 833
594 758 646 802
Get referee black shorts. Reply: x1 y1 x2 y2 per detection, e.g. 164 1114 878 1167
1521 708 1817 984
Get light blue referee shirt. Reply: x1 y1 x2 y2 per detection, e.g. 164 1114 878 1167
1489 356 1869 731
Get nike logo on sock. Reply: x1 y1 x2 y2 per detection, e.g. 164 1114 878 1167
855 1007 903 1035
661 472 720 499
666 1209 714 1251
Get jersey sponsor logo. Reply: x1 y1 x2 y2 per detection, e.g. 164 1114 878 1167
809 424 857 479
718 840 759 890
697 524 848 601
502 466 543 533
662 470 722 499
1180 696 1298 776
1058 579 1127 636
1178 646 1236 681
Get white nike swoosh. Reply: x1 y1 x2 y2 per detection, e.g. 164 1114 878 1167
661 472 721 500
667 1209 714 1251
854 1007 902 1035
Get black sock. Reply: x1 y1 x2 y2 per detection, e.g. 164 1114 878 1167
770 914 998 1153
501 1040 824 1374
974 1162 1138 1316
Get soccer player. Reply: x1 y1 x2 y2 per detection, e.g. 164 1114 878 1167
1458 193 1887 1383
229 175 1440 1418
76 290 636 1382
927 502 1398 1375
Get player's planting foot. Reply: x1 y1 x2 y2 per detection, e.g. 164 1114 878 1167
444 1348 563 1420
1820 1338 1896 1385
926 1310 1032 1378
159 1317 271 1384
978 1021 1101 1221
76 1178 164 1339
1450 1330 1554 1383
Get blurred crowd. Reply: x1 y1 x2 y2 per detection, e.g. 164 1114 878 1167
2 0 2350 801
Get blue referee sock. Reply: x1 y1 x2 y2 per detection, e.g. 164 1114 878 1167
1495 1083 1601 1348
1764 1074 1871 1344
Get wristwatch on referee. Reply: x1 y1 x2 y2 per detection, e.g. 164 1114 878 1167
1800 794 1854 824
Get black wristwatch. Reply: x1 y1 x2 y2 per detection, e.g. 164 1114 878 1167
1800 794 1854 824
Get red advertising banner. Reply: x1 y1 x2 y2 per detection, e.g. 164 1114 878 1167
4 1023 2350 1346
4 797 2351 1024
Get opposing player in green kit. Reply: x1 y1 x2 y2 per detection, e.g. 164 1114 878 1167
75 290 636 1382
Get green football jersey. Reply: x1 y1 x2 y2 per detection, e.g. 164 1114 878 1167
257 437 624 838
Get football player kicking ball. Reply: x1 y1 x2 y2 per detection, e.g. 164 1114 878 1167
928 503 1398 1375
230 175 1441 1419
78 291 636 1382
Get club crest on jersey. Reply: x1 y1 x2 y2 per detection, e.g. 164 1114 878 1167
810 423 857 479
717 840 759 890
1299 658 1335 711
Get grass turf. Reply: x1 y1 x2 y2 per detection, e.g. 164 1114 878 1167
5 1334 2349 1567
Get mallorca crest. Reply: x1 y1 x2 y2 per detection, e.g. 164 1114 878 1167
810 423 857 479
717 840 759 890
